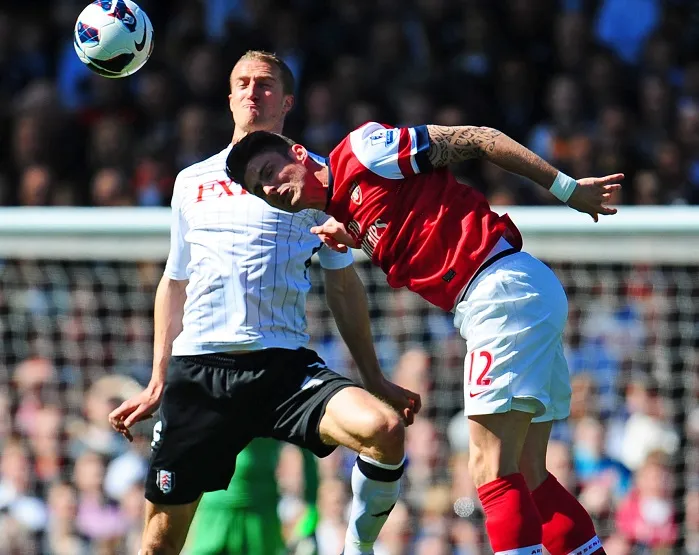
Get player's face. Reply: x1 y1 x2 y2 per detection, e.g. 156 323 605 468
229 60 293 132
243 148 319 213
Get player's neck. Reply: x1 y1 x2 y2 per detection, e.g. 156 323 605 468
307 167 330 210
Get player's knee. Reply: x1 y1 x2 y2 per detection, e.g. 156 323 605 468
468 441 519 488
468 446 490 488
362 408 404 462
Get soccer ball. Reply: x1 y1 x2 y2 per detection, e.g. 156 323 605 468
73 0 154 78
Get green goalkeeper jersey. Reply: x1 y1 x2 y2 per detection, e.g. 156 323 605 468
196 437 319 510
198 438 280 510
189 438 320 555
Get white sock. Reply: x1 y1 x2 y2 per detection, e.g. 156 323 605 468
343 455 405 555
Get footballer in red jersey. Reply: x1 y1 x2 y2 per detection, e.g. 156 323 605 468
324 121 524 311
226 122 622 555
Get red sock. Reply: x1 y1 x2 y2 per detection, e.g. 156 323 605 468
477 473 543 555
531 473 605 555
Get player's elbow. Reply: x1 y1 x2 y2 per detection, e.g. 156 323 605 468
160 274 188 291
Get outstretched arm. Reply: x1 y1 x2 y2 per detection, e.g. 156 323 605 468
425 125 623 221
109 275 187 440
426 125 558 187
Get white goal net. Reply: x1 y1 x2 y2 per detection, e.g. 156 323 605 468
0 206 697 554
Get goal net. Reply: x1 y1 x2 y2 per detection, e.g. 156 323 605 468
0 206 696 553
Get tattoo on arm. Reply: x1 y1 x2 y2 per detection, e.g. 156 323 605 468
425 124 559 188
426 125 503 167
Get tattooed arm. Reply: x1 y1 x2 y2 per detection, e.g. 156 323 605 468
426 125 559 190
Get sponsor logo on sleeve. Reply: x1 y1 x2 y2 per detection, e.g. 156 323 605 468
369 129 396 147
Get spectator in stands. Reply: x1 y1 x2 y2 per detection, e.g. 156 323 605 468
616 451 679 548
174 104 217 170
632 170 663 205
67 379 128 460
413 533 452 555
610 376 680 472
103 428 149 504
89 167 133 207
88 116 133 173
302 81 345 155
417 484 452 539
404 418 444 508
529 75 589 177
315 478 348 555
0 437 47 534
72 450 126 542
18 164 54 206
27 404 64 485
573 417 632 500
12 357 60 437
42 481 90 555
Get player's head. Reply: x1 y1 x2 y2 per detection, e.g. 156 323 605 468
226 131 327 213
229 51 295 135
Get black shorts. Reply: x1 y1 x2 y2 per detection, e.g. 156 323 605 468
145 347 356 505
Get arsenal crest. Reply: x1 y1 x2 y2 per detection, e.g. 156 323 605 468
350 182 362 205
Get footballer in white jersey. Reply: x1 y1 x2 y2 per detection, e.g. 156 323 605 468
109 51 420 555
165 146 352 355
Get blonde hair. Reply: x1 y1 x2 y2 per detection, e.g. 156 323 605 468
233 50 295 95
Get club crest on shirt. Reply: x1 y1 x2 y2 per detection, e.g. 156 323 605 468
350 182 362 205
369 129 395 147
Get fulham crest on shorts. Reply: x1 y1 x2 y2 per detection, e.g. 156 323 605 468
156 470 174 494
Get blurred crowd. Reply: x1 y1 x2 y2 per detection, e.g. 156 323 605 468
1 0 699 554
0 257 697 554
0 0 699 207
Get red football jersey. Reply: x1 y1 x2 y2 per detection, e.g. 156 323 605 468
326 122 523 311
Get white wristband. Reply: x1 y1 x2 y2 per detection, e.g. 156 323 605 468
549 171 578 203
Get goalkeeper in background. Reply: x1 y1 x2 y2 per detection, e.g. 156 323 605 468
186 438 319 555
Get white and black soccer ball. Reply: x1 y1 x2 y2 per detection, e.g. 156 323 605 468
74 0 154 78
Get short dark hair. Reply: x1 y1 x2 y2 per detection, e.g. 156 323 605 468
225 131 296 188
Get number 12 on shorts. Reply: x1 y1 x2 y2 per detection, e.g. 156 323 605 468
467 350 493 396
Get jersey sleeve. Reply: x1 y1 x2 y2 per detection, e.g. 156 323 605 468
163 176 191 280
348 121 432 180
313 211 354 270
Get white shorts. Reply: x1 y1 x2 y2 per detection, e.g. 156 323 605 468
453 250 570 423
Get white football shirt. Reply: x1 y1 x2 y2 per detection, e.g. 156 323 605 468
164 146 353 355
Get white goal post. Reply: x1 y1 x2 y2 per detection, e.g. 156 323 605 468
0 206 698 262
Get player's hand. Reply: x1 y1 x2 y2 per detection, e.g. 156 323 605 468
366 377 422 426
310 218 357 253
108 382 163 442
567 173 624 222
